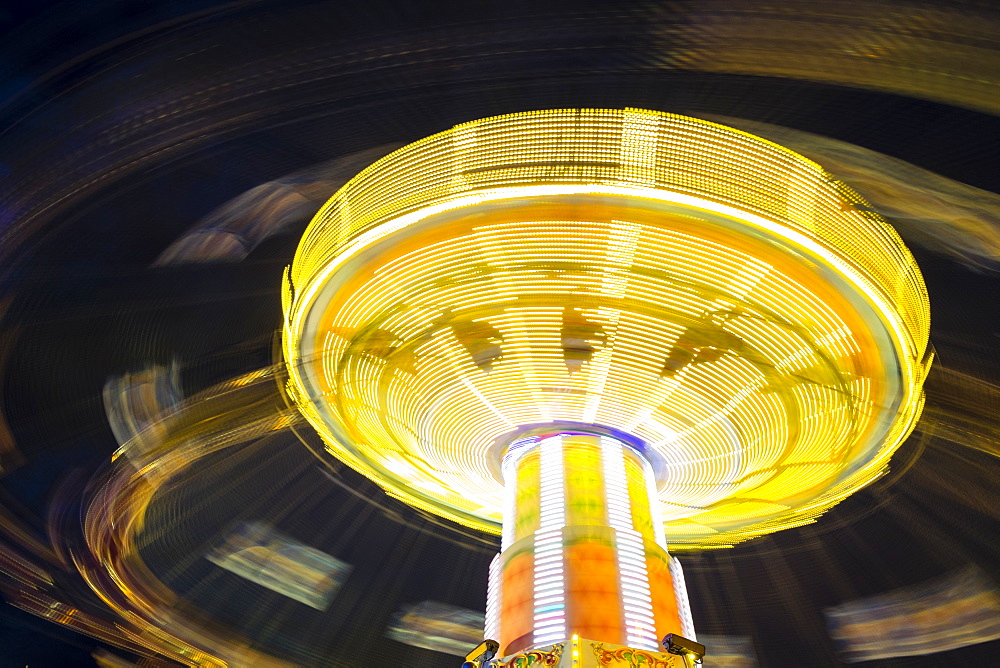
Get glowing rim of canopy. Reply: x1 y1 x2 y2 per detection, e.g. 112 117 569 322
281 109 930 546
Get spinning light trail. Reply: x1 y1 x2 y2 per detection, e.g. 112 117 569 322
282 109 930 662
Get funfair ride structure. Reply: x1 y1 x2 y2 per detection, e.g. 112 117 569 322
281 109 930 666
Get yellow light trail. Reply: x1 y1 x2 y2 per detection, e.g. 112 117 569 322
283 108 930 548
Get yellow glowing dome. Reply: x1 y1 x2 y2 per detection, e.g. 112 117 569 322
282 109 930 547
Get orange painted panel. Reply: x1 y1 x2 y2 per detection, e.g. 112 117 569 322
501 552 536 655
647 553 683 641
565 540 623 644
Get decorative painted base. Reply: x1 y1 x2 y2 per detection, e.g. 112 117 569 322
494 638 689 668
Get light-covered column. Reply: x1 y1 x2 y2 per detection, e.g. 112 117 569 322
487 433 689 656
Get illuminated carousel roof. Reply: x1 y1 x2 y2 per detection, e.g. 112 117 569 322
282 108 930 547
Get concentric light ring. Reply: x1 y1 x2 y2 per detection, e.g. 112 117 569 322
283 109 930 547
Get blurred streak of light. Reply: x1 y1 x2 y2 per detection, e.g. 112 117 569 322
103 360 183 458
279 350 504 552
152 145 400 267
700 115 1000 271
0 492 57 567
72 356 497 664
918 365 1000 462
4 589 172 664
0 1 993 662
0 540 53 588
205 521 352 610
655 1 1000 116
93 647 175 668
824 566 1000 662
312 465 500 552
1 1 999 287
695 635 757 668
282 108 931 547
0 531 188 665
79 363 303 667
385 600 486 656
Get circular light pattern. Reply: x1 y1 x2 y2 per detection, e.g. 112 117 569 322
282 109 930 547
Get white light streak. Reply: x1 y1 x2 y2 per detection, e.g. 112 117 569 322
602 438 659 650
533 437 567 645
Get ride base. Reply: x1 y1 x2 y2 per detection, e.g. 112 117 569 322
492 637 693 668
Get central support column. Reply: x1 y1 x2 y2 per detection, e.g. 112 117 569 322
485 433 695 657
